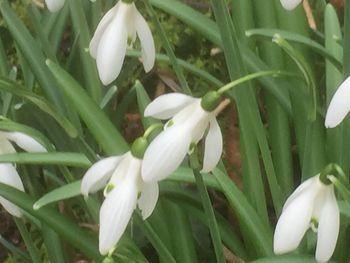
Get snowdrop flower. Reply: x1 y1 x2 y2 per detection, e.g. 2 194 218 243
81 148 159 255
0 131 46 217
274 175 339 262
90 0 155 85
142 92 223 182
280 0 302 10
325 76 350 128
45 0 65 12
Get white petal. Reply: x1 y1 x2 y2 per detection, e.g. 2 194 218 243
142 126 191 182
0 164 24 217
0 197 22 217
315 187 339 263
138 181 159 219
280 0 302 10
144 93 196 120
273 187 316 254
99 180 138 255
89 5 119 59
3 132 46 153
201 118 222 173
0 134 16 154
135 10 155 72
45 0 65 12
283 176 317 211
81 156 123 196
325 76 350 128
109 153 141 186
96 13 128 85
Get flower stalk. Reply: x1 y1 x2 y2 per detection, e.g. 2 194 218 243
190 147 225 263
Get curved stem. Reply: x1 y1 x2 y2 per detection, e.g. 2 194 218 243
217 70 292 95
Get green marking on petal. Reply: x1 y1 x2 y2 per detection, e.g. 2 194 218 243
103 183 115 197
310 217 319 233
165 120 174 129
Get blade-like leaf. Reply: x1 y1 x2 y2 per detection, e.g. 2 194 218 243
33 180 82 210
46 60 129 155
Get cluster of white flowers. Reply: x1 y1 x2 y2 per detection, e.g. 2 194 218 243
44 1 345 262
81 92 224 254
74 0 226 255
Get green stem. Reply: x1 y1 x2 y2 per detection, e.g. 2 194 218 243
193 170 225 263
143 123 163 138
217 70 292 95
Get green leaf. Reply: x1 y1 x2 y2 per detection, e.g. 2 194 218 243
245 28 342 72
33 180 82 210
0 78 79 138
150 0 292 113
46 60 129 155
127 51 223 87
212 168 273 257
135 80 160 130
135 212 176 263
0 152 91 167
0 1 73 117
272 34 317 120
69 0 101 102
0 183 103 262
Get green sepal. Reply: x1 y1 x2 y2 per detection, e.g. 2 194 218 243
102 257 115 263
200 91 221 112
131 137 149 159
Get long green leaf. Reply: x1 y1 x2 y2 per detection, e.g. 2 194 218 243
46 60 129 155
213 168 273 257
0 183 103 262
69 0 101 102
0 78 78 138
246 28 342 71
0 1 71 116
33 180 82 210
0 152 91 167
149 0 291 113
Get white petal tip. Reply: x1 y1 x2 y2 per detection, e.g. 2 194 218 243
280 0 302 10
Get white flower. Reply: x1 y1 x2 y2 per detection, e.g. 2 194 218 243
280 0 302 10
89 0 155 85
0 131 46 217
325 76 350 128
141 93 223 182
274 175 339 263
81 152 159 255
45 0 65 12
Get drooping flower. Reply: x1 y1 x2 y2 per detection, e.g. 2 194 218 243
81 151 159 255
274 175 339 263
141 93 223 182
45 0 65 12
325 76 350 128
89 0 155 85
280 0 302 10
0 131 46 217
